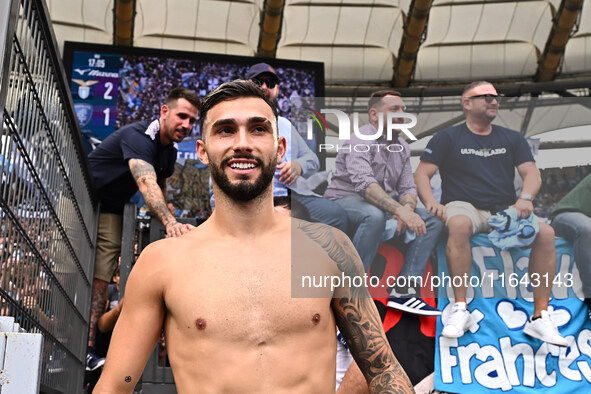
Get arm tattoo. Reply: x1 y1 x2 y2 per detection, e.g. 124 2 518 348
298 221 414 393
399 194 417 211
364 183 403 216
129 159 176 227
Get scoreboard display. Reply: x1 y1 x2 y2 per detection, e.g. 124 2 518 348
63 42 325 158
69 52 120 141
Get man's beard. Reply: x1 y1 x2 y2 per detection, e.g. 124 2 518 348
210 153 277 202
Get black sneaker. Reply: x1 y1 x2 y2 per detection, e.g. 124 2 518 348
86 348 105 371
387 296 441 316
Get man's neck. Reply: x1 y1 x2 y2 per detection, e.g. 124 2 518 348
158 118 172 146
465 118 493 135
209 190 280 237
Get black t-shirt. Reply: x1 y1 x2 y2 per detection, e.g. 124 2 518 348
88 119 177 214
420 123 533 210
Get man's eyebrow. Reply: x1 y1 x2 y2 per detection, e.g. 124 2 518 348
248 116 272 126
210 117 272 128
211 118 237 128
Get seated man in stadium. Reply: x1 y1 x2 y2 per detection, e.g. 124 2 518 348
550 173 591 312
94 80 413 393
324 90 443 316
414 80 567 346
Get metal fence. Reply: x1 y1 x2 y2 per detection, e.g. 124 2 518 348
0 0 98 392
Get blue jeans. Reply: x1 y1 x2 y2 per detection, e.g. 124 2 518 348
292 192 349 233
551 211 591 298
335 194 444 273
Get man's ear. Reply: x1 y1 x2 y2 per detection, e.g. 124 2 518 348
368 107 379 124
461 97 472 112
196 140 209 165
276 136 286 163
160 104 169 119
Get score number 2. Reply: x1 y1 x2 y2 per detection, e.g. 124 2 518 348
103 82 114 126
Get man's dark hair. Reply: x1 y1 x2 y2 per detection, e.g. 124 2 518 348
462 81 492 96
273 196 311 221
165 87 201 110
199 79 278 132
273 196 291 210
368 89 402 111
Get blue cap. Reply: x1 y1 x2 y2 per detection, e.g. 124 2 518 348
246 63 278 81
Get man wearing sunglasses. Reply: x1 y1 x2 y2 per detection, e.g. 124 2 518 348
414 81 567 346
244 63 349 233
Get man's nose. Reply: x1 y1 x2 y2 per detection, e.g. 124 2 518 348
181 118 192 130
232 129 253 151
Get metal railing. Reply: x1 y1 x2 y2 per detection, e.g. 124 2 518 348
0 0 99 392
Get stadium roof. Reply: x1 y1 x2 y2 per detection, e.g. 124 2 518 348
46 0 590 93
45 0 591 140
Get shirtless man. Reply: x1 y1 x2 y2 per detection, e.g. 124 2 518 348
93 80 414 393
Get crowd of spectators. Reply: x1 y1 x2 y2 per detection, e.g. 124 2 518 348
534 165 591 218
117 56 317 136
115 56 318 217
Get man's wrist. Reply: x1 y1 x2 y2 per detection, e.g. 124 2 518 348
394 205 409 215
402 201 415 210
165 219 178 227
518 192 532 201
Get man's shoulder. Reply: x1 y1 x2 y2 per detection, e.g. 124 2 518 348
491 124 524 139
437 123 465 137
122 119 158 140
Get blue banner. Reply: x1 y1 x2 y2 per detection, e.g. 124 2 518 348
434 234 591 392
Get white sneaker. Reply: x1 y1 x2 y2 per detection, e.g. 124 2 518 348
442 302 472 338
523 310 568 347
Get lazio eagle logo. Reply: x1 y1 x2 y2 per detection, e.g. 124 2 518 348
72 79 99 99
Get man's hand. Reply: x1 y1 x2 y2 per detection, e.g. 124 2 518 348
513 198 534 219
277 160 302 185
165 221 194 237
395 206 427 236
393 213 407 236
425 201 447 221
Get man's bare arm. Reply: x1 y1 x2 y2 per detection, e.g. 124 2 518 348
414 161 446 221
515 161 541 218
364 183 404 216
129 158 192 237
298 222 414 393
365 183 425 236
94 243 168 393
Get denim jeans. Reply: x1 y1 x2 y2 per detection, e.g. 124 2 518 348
335 194 444 274
292 192 349 233
551 211 591 298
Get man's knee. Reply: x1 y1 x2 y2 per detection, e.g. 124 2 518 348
537 222 555 241
447 215 473 241
579 217 591 236
533 223 556 249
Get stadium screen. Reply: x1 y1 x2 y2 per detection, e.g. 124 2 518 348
62 41 325 218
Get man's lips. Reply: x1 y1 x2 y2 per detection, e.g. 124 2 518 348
225 157 261 173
